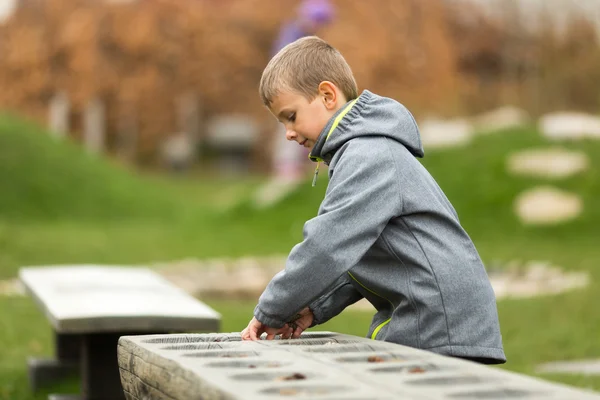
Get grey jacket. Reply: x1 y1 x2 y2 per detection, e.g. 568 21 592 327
255 90 506 363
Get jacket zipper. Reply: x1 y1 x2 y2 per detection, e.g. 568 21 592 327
310 99 358 186
347 271 394 340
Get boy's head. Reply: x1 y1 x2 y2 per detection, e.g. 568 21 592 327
259 36 358 150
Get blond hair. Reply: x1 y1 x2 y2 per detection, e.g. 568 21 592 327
259 36 358 106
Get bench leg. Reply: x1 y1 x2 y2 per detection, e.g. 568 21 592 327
28 332 80 391
81 333 127 400
47 331 169 400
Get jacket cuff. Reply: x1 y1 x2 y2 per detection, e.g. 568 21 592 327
308 298 326 327
254 305 287 329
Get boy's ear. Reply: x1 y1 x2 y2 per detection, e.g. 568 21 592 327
318 81 338 110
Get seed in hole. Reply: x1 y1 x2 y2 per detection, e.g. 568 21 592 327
370 363 440 374
305 344 386 353
231 371 313 382
336 353 409 363
275 373 307 381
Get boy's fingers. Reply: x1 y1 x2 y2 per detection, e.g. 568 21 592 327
280 327 293 340
265 332 276 340
292 327 303 339
277 324 289 339
249 326 260 341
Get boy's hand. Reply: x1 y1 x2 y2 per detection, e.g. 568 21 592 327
241 317 294 341
288 307 314 338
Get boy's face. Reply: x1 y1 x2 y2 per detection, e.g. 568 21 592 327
269 83 342 150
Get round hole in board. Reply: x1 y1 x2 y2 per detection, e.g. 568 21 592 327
298 332 338 339
231 371 313 381
260 385 350 396
448 388 540 398
406 375 488 386
204 360 291 369
335 353 412 363
277 338 364 346
182 350 259 358
143 334 242 344
304 344 388 353
369 363 442 374
161 342 242 351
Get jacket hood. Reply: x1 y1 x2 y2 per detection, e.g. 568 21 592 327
309 90 424 164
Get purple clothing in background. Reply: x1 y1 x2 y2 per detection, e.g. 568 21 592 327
273 22 307 55
272 0 334 54
299 0 334 25
270 0 335 179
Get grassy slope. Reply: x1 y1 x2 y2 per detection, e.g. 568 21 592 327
0 114 190 222
0 114 262 277
1 116 600 398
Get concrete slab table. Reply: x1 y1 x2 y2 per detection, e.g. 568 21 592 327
119 331 600 400
20 265 221 400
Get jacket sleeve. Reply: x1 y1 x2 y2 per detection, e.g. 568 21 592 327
254 139 402 328
308 274 364 326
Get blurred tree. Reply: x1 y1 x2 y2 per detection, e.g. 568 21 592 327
1 0 598 166
444 0 600 116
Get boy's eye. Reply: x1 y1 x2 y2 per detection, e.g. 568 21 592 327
288 113 296 122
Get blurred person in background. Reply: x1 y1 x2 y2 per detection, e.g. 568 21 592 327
254 0 335 207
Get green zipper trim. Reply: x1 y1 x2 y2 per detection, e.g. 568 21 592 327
309 99 358 163
347 271 394 340
309 99 358 187
371 318 391 340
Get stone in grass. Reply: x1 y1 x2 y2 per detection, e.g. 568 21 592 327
514 186 582 225
251 177 304 209
418 117 474 150
539 112 600 141
472 106 530 134
488 260 589 299
507 148 589 179
537 359 600 376
0 278 25 297
156 256 284 299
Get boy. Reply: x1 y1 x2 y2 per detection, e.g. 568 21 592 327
241 36 506 364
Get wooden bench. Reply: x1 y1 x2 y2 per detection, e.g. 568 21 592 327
20 265 221 400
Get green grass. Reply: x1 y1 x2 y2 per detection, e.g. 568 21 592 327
0 296 376 400
1 115 600 398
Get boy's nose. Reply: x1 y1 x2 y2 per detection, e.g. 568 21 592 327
285 128 297 141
